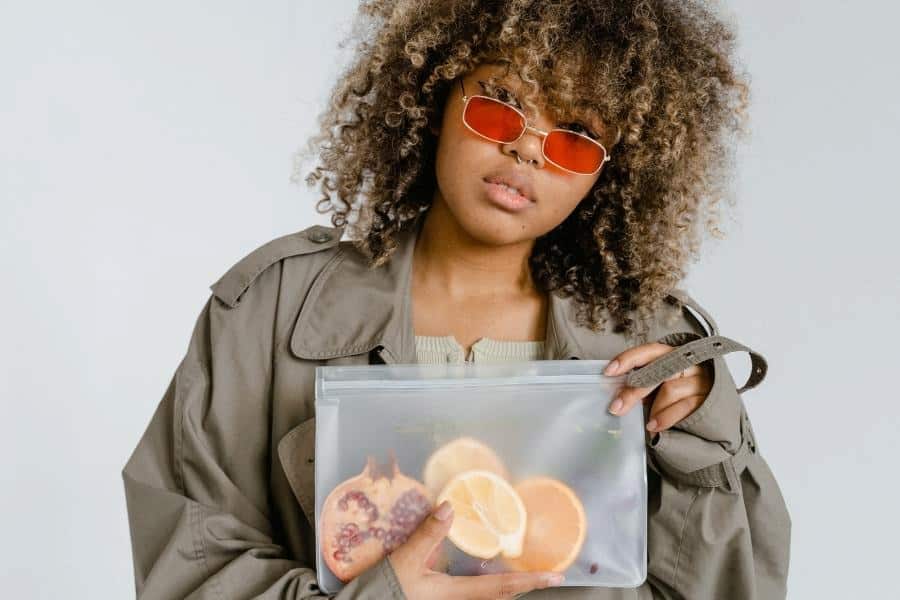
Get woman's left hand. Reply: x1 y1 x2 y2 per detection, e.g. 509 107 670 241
603 342 714 433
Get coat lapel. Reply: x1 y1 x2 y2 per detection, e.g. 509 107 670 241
288 215 634 364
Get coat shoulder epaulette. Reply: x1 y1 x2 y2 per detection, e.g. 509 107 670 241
664 287 719 336
210 223 344 308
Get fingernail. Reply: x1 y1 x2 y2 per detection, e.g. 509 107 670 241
646 419 658 431
434 500 453 521
604 360 619 375
544 573 564 586
608 398 623 415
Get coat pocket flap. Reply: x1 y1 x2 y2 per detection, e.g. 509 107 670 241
277 417 317 527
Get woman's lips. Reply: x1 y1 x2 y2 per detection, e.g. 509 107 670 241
482 180 535 212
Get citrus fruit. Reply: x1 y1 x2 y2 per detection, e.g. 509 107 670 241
436 469 527 559
423 436 509 498
502 477 587 573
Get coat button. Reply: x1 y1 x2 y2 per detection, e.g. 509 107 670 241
308 229 332 243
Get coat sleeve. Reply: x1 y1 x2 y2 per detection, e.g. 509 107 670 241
636 293 792 600
121 261 404 599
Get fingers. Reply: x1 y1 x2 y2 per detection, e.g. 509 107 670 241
608 382 655 416
610 371 706 423
451 570 565 599
397 500 454 566
662 364 704 382
603 342 671 376
606 343 709 417
649 376 694 415
391 503 565 599
424 539 445 570
605 343 670 416
646 375 705 432
608 370 701 417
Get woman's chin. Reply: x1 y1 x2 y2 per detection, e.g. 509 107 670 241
456 211 537 246
431 194 543 246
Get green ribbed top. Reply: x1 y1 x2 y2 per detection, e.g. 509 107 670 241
414 335 545 364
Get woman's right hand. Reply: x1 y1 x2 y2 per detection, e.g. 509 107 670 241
387 500 565 599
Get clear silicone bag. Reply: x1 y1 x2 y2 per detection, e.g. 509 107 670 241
313 360 647 593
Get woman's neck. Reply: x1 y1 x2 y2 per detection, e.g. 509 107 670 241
410 199 548 348
412 200 538 300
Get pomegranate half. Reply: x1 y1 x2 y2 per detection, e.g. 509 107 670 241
320 453 433 582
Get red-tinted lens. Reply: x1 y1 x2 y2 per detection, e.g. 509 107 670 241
463 96 525 143
544 130 606 174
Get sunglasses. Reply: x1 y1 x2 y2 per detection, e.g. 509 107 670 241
459 78 611 175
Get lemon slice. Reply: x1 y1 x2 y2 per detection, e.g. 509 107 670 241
436 469 527 559
423 437 509 498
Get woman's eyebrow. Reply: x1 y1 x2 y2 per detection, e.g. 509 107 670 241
480 77 604 140
480 77 517 92
479 78 530 108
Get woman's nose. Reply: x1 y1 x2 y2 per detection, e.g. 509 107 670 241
502 129 544 167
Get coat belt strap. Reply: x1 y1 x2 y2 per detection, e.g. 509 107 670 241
624 334 767 394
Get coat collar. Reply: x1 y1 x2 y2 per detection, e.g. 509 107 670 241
289 215 635 363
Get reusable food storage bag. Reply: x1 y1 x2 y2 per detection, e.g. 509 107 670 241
312 360 647 593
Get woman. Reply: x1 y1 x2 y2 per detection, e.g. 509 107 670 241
123 1 791 598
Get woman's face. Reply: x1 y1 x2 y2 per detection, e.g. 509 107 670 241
431 62 609 246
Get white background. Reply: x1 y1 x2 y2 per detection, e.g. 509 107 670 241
2 1 897 598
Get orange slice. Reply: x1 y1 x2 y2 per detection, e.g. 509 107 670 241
502 477 587 573
423 437 509 498
436 469 527 559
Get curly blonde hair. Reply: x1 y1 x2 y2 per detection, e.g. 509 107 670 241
292 0 750 340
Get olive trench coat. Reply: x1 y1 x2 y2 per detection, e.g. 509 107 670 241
122 218 791 599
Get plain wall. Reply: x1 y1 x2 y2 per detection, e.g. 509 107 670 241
2 1 897 597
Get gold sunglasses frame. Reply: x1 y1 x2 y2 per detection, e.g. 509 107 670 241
459 78 611 176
